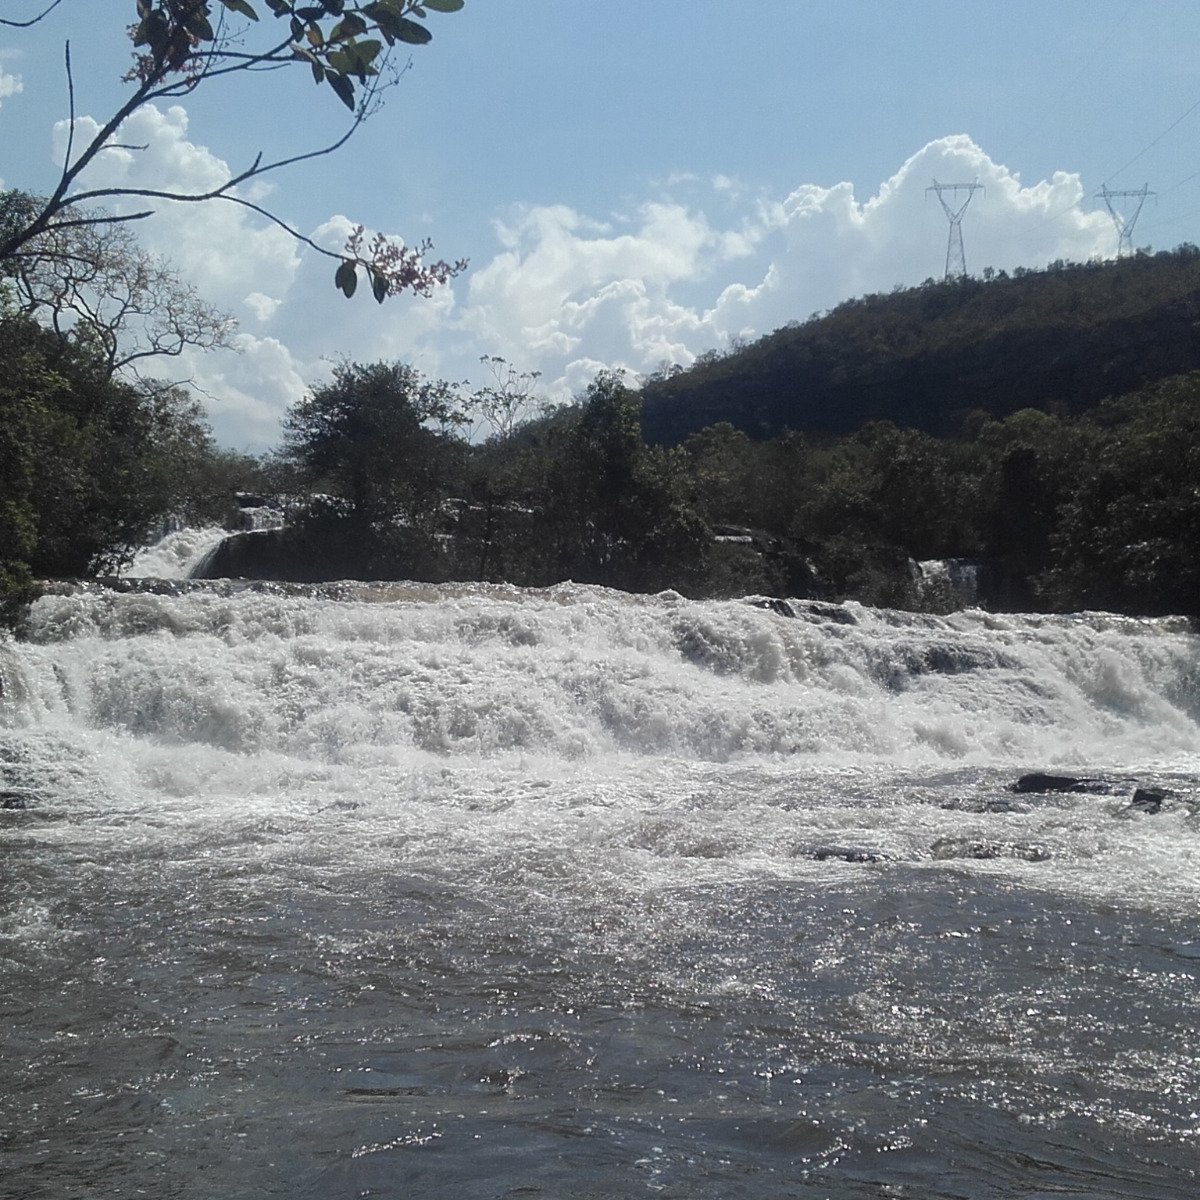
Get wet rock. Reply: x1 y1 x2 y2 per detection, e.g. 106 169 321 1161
809 846 889 864
1121 786 1177 816
751 597 795 618
801 600 857 625
1011 773 1113 795
931 837 1050 863
1 791 28 810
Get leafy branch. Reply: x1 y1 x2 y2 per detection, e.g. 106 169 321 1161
0 0 468 300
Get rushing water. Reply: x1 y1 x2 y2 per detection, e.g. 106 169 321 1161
2 571 1199 1198
122 525 231 580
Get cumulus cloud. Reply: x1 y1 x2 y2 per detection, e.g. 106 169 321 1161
54 105 302 308
32 108 1122 450
0 67 21 108
455 135 1114 399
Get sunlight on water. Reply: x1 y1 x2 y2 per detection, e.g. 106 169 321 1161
2 579 1198 1198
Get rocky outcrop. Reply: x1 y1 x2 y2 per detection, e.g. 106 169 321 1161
808 846 889 864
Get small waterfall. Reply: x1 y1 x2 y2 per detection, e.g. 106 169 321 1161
917 557 980 606
121 526 232 580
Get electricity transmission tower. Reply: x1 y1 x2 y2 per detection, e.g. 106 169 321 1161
1096 184 1153 257
927 179 984 279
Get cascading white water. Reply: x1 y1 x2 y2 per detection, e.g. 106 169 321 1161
4 582 1198 902
3 582 1199 1198
121 525 231 579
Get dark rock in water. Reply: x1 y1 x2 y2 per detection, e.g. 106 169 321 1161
931 837 1050 863
1 791 28 810
751 598 795 618
1011 773 1113 795
802 601 857 625
809 846 889 864
1123 787 1176 816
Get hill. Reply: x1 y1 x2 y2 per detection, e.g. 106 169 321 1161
640 247 1200 444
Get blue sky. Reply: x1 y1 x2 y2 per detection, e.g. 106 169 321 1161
4 1 1200 447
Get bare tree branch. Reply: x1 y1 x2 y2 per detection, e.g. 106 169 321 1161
7 202 237 377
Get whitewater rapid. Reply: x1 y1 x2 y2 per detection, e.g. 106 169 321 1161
3 580 1199 1198
3 581 1198 907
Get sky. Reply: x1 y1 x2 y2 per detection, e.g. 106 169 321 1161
4 1 1200 449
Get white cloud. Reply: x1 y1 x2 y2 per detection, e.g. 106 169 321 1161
0 67 21 108
33 109 1122 451
451 135 1114 400
243 292 282 322
54 105 302 308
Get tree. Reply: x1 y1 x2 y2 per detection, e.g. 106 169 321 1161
0 313 217 595
2 189 235 377
466 355 542 443
536 373 710 592
283 359 464 526
0 1 468 302
1044 376 1200 616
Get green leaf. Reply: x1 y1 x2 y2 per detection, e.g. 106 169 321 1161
328 70 356 108
394 17 432 44
335 260 358 298
330 13 368 40
220 0 260 18
344 39 383 73
421 0 465 11
370 270 388 303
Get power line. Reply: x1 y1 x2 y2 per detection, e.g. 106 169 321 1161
1101 95 1200 188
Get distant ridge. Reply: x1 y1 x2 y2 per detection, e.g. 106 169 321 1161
639 247 1200 444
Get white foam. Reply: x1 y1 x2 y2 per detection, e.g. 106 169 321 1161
121 526 231 579
2 584 1198 911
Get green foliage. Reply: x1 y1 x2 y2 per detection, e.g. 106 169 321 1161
1043 375 1200 615
284 360 466 529
0 315 216 622
530 374 710 592
130 1 460 111
640 247 1200 444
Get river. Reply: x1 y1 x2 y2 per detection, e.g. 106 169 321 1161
1 561 1198 1197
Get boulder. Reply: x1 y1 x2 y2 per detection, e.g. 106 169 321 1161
809 846 889 864
1122 786 1177 816
940 796 1029 814
1011 773 1114 795
1 791 27 810
751 597 795 618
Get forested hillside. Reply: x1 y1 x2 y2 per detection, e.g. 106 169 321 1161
640 248 1200 443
